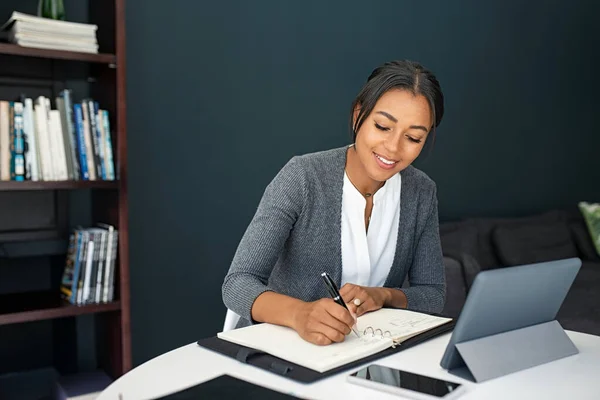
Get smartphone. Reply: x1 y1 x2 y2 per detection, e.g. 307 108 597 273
347 364 466 400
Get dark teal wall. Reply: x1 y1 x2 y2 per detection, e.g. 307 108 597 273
125 0 600 365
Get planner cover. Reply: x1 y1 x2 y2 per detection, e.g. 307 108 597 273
198 309 454 383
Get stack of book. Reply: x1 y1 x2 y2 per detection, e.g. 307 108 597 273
0 90 116 181
0 11 98 54
60 224 119 305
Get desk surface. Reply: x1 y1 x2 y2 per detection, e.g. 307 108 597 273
99 330 600 400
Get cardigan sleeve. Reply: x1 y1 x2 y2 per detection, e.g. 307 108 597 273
400 185 447 314
221 156 306 324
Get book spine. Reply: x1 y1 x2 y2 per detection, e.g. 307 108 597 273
102 225 115 303
107 230 118 301
85 99 102 179
102 111 115 180
56 96 74 180
70 230 83 304
60 233 77 300
33 101 47 180
95 230 107 303
12 102 25 181
22 98 39 181
49 109 68 180
91 101 106 180
44 97 62 180
73 104 89 180
81 102 96 180
62 90 80 180
8 102 15 180
0 101 10 180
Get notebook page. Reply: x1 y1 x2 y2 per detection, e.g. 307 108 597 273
217 323 392 373
357 308 452 342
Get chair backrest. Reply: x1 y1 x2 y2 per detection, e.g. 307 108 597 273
222 309 241 332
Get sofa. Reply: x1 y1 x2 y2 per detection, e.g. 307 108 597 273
439 208 600 336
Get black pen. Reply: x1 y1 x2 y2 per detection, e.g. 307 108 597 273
321 272 360 338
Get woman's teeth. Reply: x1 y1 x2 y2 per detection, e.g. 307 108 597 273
376 154 396 165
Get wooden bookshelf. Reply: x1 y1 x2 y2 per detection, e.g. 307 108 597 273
0 180 118 191
0 42 116 64
0 0 131 387
0 291 121 326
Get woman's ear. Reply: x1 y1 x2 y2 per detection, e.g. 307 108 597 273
352 105 361 131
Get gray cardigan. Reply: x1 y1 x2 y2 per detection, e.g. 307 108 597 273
222 146 446 328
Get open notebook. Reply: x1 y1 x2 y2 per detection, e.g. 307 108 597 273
217 308 452 373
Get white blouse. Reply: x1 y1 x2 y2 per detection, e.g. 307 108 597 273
341 171 401 288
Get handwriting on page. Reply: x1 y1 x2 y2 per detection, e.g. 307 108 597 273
388 314 442 334
317 333 391 366
357 308 451 341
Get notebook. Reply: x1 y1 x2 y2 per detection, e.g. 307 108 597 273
217 308 452 373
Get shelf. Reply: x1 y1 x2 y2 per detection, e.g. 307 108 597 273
0 291 121 326
0 43 116 64
0 239 68 258
0 180 118 191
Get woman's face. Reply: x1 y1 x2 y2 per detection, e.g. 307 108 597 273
353 89 432 183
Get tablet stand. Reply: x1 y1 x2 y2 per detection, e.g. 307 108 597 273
450 320 578 383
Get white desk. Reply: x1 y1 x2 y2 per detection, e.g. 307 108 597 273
99 330 600 400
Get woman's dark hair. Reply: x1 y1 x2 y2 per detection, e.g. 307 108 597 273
350 60 444 143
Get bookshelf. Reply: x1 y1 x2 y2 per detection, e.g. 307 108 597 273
0 180 118 190
0 42 117 64
0 0 130 394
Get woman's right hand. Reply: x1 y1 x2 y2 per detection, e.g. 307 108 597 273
291 298 356 345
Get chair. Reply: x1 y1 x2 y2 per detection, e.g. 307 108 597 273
222 308 241 332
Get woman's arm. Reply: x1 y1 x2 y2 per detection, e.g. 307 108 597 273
222 157 356 342
341 185 446 316
252 291 355 345
398 186 446 314
221 157 306 323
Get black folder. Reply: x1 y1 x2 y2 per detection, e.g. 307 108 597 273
154 374 302 399
197 319 454 384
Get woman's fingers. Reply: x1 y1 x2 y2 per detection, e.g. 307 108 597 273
340 283 360 303
320 306 352 335
306 332 332 346
310 322 346 344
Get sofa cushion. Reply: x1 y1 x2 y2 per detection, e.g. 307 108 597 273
556 261 600 336
440 224 479 260
441 256 467 318
579 202 600 257
570 222 600 262
492 222 578 266
464 210 566 269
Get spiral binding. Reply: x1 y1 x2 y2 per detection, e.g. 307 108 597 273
362 326 400 347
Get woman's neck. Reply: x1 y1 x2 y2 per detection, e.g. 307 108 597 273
345 145 384 197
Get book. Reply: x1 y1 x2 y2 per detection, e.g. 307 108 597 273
217 308 452 373
0 11 99 54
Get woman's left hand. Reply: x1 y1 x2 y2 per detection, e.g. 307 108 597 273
339 283 389 317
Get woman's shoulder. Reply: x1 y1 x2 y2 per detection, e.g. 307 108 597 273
279 146 346 179
291 146 346 166
401 165 437 192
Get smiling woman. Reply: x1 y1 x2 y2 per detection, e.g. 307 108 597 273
222 60 446 346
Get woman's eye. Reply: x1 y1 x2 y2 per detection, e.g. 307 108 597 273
375 122 390 131
407 136 422 144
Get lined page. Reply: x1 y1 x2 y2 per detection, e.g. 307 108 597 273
218 323 392 372
357 308 452 342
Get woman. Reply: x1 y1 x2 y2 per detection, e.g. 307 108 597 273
222 59 446 346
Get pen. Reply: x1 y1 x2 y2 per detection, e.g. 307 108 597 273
321 272 360 338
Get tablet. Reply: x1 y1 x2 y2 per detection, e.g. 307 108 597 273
440 257 581 371
154 374 300 399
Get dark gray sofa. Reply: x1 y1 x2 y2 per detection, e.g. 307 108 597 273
439 208 600 336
